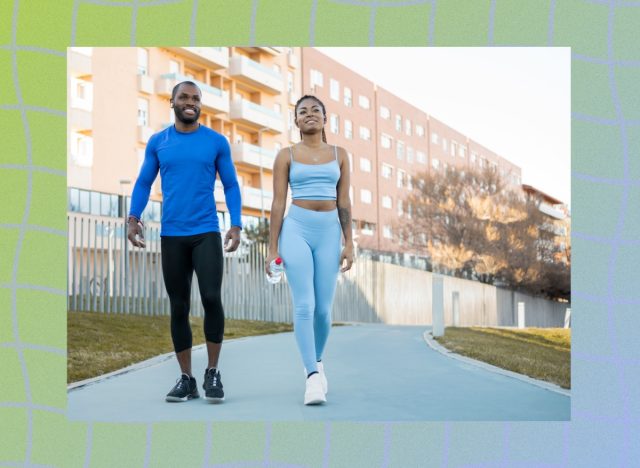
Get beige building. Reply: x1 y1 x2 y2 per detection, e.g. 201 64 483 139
67 46 302 229
68 47 547 257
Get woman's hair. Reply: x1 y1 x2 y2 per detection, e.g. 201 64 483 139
294 95 327 143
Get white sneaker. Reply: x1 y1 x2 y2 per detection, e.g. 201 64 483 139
304 363 328 394
304 373 326 405
317 362 328 395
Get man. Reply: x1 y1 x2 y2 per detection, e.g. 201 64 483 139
127 81 242 403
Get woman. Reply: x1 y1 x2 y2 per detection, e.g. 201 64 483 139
266 95 354 405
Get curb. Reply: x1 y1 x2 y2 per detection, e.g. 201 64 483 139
422 330 571 397
67 335 256 392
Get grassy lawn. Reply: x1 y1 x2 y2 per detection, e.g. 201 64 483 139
434 327 571 389
68 311 293 384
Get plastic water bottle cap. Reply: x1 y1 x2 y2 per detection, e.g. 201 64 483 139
275 258 282 265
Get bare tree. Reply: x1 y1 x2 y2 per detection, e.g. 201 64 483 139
397 166 570 300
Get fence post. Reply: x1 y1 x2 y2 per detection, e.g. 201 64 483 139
564 308 571 328
432 275 444 337
452 291 460 327
517 302 525 329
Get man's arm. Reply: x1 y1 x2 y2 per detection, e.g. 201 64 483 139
128 136 159 247
215 136 242 252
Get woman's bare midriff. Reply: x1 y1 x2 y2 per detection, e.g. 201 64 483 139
292 199 337 211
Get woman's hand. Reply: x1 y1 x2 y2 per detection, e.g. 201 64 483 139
265 252 280 277
340 244 354 272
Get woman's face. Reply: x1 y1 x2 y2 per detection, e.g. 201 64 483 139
296 98 325 133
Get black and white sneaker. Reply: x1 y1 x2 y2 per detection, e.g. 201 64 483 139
165 374 199 402
203 368 225 402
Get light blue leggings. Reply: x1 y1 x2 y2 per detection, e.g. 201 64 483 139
279 204 342 374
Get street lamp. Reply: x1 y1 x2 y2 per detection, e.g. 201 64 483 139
256 127 270 222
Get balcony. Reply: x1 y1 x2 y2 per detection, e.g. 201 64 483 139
539 202 566 220
156 73 229 113
169 47 229 69
137 125 154 143
239 47 282 56
68 49 92 76
69 107 92 131
243 186 273 211
288 91 299 106
287 52 299 69
228 55 283 94
231 143 276 171
137 74 154 94
229 99 284 134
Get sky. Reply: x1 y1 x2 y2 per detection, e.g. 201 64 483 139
315 47 571 207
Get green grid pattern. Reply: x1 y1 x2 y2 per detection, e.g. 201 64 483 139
1 0 638 466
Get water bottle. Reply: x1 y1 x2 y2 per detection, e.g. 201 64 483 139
266 257 284 284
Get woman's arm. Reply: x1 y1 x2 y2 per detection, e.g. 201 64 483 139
336 146 354 272
266 148 290 274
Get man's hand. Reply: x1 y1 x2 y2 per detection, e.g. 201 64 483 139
127 217 146 248
224 226 241 252
340 243 354 273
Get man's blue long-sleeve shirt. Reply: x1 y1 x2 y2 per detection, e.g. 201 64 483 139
129 124 242 236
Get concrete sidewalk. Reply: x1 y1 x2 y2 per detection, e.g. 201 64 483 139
67 324 570 422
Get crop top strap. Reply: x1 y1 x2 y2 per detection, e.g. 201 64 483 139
334 145 338 161
289 146 294 163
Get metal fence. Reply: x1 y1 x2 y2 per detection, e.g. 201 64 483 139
67 214 569 326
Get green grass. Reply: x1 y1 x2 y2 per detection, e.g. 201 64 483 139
67 311 293 383
434 327 571 389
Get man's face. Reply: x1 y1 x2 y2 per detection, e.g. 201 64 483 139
171 83 202 124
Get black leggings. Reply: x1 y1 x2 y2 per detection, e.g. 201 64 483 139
161 232 225 353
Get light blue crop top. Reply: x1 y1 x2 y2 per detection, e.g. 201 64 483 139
289 145 341 200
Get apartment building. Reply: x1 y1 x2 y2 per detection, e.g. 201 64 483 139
301 49 524 253
68 47 544 257
67 46 302 230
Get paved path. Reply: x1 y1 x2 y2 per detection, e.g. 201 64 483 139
67 324 570 422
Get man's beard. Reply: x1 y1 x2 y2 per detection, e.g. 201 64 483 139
175 106 201 124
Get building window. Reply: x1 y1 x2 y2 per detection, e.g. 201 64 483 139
380 106 390 119
70 78 93 111
169 59 180 74
405 118 412 136
272 63 281 75
70 132 93 167
137 98 149 126
381 163 393 179
137 48 149 75
288 109 295 130
397 169 406 188
360 157 372 172
348 152 353 172
432 158 440 170
344 119 353 139
287 71 294 93
381 134 392 149
417 150 427 164
416 124 425 137
359 126 371 141
361 222 375 236
330 114 339 134
360 189 372 204
274 103 282 115
471 151 477 164
349 185 354 201
383 225 393 239
407 147 414 164
358 95 370 109
397 199 403 216
451 140 457 157
382 196 392 209
396 140 405 160
431 132 439 144
459 146 466 158
310 69 323 88
395 114 402 132
344 87 352 107
330 78 340 101
442 138 448 152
